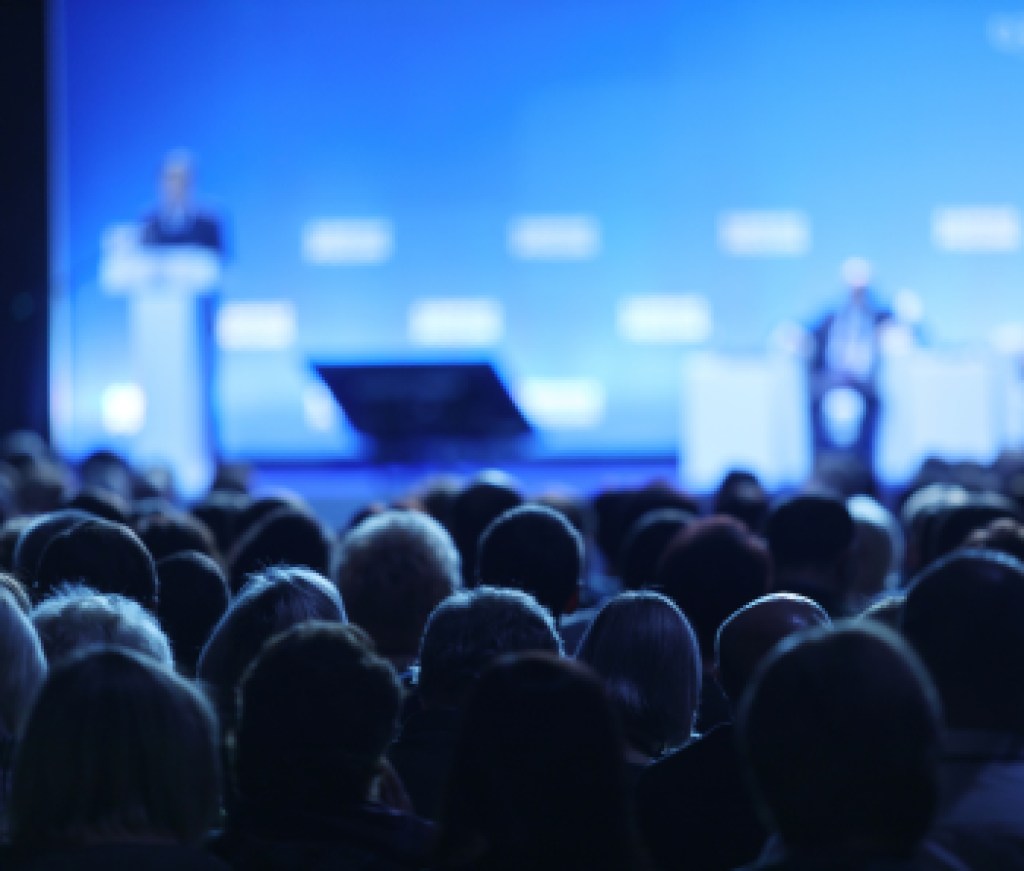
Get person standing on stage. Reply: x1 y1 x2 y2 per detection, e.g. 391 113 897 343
809 258 892 476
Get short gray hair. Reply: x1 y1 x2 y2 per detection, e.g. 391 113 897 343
32 584 173 667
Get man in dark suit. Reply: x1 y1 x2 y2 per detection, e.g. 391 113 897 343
809 258 891 477
141 151 224 253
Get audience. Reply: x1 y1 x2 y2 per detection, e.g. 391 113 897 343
390 586 562 820
334 509 460 673
3 433 1024 868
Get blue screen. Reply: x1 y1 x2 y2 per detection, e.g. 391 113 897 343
48 0 1024 477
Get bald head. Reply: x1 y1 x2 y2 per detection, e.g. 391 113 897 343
715 593 830 704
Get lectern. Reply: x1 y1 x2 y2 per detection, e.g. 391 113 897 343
99 228 220 492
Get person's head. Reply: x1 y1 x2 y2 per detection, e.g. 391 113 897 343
737 624 940 858
10 647 220 847
577 591 701 758
713 470 769 533
32 584 173 667
925 495 1021 567
0 570 31 613
476 504 583 621
11 509 90 594
156 552 230 677
714 592 831 705
766 491 854 615
334 509 459 664
418 586 562 710
655 516 772 663
846 495 903 610
159 149 195 211
34 519 157 611
448 472 524 588
841 256 873 300
0 517 32 574
135 510 220 565
616 508 694 591
902 549 1024 733
436 653 637 871
965 516 1024 563
197 566 345 728
190 490 250 556
64 486 130 526
227 505 331 595
235 622 401 813
0 588 46 738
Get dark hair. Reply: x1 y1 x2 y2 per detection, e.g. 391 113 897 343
766 491 854 570
448 473 524 588
34 519 158 610
0 516 32 574
902 549 1024 732
964 517 1024 564
577 591 701 757
655 516 772 660
418 586 562 708
197 566 345 730
135 510 220 564
617 508 694 591
736 625 940 856
10 647 220 847
334 510 459 660
190 490 250 556
434 653 640 871
713 470 769 533
64 486 130 525
11 509 90 595
227 506 331 595
476 504 583 620
156 552 230 676
0 569 31 613
235 621 402 811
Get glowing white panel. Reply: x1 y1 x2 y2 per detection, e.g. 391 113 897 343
101 383 146 436
302 219 393 264
507 215 601 260
517 378 606 429
932 207 1021 252
618 295 712 344
302 381 339 433
718 210 811 256
216 301 297 350
408 298 504 347
991 322 1024 355
988 15 1024 52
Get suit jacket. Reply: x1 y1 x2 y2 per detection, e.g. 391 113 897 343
141 210 224 254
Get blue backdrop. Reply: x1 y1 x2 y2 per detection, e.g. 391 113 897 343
49 0 1024 464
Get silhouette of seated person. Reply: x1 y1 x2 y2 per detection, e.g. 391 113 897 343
637 592 829 871
388 586 562 820
335 510 460 676
736 624 943 870
431 653 644 871
3 647 225 870
766 491 855 618
475 504 584 636
213 622 434 871
654 516 772 732
576 591 701 782
902 550 1024 854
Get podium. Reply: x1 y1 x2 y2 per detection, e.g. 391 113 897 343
100 228 220 492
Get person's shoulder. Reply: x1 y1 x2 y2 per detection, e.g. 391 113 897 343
2 843 230 871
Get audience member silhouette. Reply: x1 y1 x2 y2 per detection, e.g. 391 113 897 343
577 591 701 774
334 509 460 673
32 585 174 667
713 469 770 533
6 647 224 869
432 653 645 871
34 518 158 610
10 509 89 598
616 508 694 592
216 622 433 870
156 552 230 676
736 624 941 870
476 503 583 626
655 515 772 730
390 586 562 820
227 505 331 595
766 491 853 617
637 592 828 871
135 510 220 565
447 472 524 589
